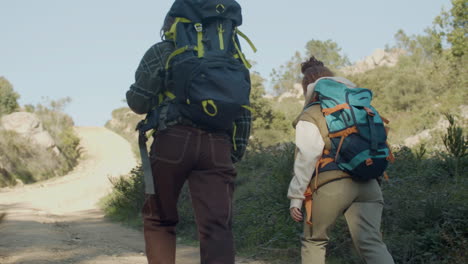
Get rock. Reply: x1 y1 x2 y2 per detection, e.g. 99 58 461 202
1 112 59 153
342 49 405 75
403 106 467 147
15 178 24 187
404 129 433 147
460 105 468 119
278 83 303 102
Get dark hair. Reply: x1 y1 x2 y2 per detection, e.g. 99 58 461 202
301 56 334 91
160 14 175 40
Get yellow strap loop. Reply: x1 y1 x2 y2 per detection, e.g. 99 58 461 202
236 29 257 53
164 91 176 100
232 122 238 151
241 105 253 113
202 100 218 117
157 91 176 104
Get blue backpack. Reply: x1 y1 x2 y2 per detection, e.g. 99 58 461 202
163 0 256 130
312 78 393 181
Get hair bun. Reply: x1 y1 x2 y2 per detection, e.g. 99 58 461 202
301 56 325 74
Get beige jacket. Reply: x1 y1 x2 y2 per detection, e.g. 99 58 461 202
287 77 355 209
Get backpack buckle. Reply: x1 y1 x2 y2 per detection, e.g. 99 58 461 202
194 23 203 32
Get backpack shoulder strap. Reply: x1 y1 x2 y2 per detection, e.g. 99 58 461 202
304 101 320 110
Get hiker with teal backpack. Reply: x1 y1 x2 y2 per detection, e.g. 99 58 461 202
126 0 256 263
287 57 395 264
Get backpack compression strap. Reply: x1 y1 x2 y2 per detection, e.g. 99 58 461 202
137 120 156 195
304 149 351 225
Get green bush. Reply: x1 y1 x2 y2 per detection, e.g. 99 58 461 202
0 77 19 116
101 166 145 227
442 113 467 178
0 130 62 186
0 97 81 187
34 98 81 173
102 134 467 263
381 147 468 264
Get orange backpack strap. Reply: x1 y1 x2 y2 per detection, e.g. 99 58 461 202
304 186 313 225
384 127 395 163
303 150 355 226
303 152 351 226
304 156 323 226
322 103 350 116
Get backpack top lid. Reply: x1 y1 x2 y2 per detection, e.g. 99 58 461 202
168 0 243 26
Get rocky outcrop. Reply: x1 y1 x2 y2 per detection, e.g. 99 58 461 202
0 112 60 154
404 105 468 147
342 49 405 75
106 109 140 137
277 83 303 102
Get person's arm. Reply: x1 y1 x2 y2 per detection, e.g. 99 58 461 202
126 42 173 115
287 120 325 210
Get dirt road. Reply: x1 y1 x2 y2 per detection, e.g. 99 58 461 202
0 127 210 264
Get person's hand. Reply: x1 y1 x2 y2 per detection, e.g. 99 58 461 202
290 207 303 222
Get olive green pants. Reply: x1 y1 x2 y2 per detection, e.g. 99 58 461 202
301 177 394 264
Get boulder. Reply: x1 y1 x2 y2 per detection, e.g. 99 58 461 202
403 105 467 147
342 48 405 75
278 83 303 102
1 112 59 154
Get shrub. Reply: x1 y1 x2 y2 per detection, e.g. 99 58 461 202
442 113 467 178
0 77 19 116
0 130 62 186
0 97 81 187
101 166 145 227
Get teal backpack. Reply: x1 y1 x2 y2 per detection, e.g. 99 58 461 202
311 78 393 181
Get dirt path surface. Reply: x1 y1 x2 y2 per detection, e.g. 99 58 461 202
0 127 261 264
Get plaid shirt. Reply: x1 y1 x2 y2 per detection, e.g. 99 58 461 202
229 107 251 163
127 41 251 163
126 41 174 115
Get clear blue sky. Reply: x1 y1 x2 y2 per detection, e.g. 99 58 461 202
0 0 449 126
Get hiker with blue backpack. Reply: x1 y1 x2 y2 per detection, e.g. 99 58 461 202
126 0 255 263
288 57 395 264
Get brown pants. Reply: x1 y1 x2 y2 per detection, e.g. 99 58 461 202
143 125 236 264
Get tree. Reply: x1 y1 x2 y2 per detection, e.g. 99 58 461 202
249 71 292 146
270 51 304 94
393 28 442 61
305 39 350 71
250 71 278 131
0 77 19 116
433 0 468 58
271 39 349 94
442 113 467 178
